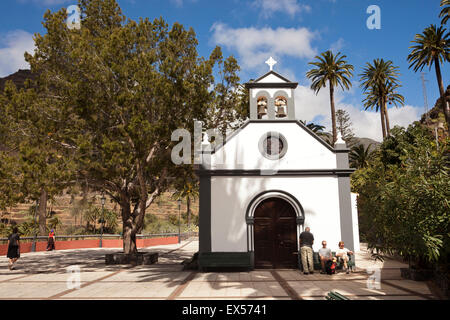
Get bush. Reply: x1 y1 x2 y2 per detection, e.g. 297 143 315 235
143 213 198 234
352 124 449 269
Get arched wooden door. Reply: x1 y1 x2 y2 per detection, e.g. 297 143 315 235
254 197 298 268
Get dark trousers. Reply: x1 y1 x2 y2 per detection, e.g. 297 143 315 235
47 238 55 251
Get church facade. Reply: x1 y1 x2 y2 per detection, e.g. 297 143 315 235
196 63 357 270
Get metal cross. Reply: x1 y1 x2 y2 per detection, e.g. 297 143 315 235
265 56 277 71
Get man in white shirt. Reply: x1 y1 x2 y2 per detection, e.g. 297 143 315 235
335 241 354 274
318 241 332 274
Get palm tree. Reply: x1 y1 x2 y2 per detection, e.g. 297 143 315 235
360 59 402 139
441 0 449 25
383 82 405 130
306 51 354 144
407 24 450 131
362 81 405 138
172 177 199 229
349 144 373 169
300 120 326 134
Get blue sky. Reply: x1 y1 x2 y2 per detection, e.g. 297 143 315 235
0 0 448 140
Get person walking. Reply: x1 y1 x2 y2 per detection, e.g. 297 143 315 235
47 229 55 251
6 227 20 270
299 227 314 275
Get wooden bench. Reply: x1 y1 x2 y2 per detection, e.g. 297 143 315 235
325 291 350 300
298 251 356 272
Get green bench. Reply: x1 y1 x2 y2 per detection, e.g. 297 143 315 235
198 252 252 271
298 251 356 272
325 291 350 300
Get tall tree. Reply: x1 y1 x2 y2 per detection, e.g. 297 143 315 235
171 169 199 229
408 24 450 132
0 82 73 235
306 51 354 144
360 59 403 139
22 0 241 253
349 144 373 169
205 48 248 136
335 109 356 147
362 81 405 140
440 0 449 25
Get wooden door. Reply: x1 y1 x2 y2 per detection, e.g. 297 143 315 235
254 198 298 268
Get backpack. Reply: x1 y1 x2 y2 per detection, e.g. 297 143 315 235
325 259 336 275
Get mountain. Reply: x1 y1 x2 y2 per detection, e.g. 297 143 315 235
0 69 37 91
352 137 380 152
314 131 380 152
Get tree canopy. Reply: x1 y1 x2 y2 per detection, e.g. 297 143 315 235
352 124 449 267
0 0 244 253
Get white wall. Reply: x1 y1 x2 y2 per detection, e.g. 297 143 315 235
251 87 292 98
209 122 336 170
351 193 360 252
256 73 286 83
210 176 343 253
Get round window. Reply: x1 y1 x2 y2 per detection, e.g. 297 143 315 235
258 132 288 160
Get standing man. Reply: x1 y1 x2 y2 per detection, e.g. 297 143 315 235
299 227 314 275
318 240 333 274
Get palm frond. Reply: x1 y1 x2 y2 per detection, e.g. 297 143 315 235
407 25 450 72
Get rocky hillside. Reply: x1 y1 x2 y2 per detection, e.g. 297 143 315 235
1 191 199 229
419 85 449 134
0 69 37 91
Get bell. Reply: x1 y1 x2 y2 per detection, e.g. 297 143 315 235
276 105 287 118
257 103 267 116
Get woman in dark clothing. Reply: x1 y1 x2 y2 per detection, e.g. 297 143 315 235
47 229 55 251
7 227 20 270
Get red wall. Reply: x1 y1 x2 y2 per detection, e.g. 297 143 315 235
0 236 179 255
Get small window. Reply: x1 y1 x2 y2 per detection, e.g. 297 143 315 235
258 132 288 160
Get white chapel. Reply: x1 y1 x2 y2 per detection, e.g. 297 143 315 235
196 58 358 270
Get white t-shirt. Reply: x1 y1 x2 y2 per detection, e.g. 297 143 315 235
336 248 349 256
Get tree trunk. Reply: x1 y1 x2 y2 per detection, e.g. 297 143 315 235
379 98 387 140
383 96 391 137
186 196 190 228
121 194 137 254
38 188 48 236
329 82 337 144
434 58 450 132
121 160 149 254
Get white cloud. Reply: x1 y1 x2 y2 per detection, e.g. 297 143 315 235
252 0 311 18
294 83 422 142
210 23 318 70
330 38 345 52
169 0 198 8
0 30 35 77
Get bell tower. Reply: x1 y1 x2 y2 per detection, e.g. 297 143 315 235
245 57 298 120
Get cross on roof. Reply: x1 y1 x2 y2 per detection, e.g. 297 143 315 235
265 56 277 71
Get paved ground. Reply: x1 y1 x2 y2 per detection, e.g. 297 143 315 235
0 240 441 300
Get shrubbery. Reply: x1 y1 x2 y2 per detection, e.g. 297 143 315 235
352 124 449 270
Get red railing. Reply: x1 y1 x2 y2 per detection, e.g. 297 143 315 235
0 232 198 255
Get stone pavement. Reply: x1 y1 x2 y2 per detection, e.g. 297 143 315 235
0 240 440 300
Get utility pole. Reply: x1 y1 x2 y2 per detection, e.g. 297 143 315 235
420 72 439 151
421 73 430 125
421 73 439 150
